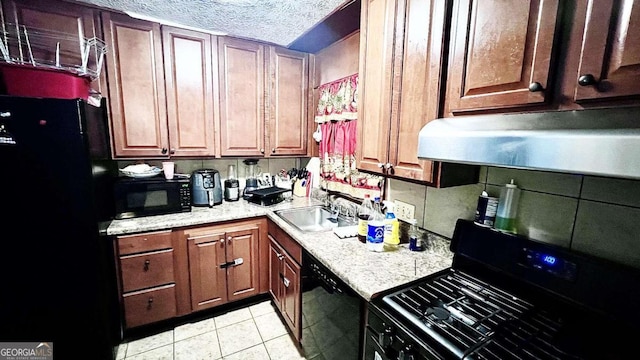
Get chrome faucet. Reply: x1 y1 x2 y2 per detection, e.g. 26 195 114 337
330 203 340 218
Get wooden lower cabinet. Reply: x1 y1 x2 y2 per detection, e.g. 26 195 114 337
115 219 268 329
268 222 302 342
116 230 179 329
186 231 228 312
120 249 175 293
183 218 267 312
123 284 177 328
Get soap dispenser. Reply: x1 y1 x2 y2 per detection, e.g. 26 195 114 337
494 179 521 234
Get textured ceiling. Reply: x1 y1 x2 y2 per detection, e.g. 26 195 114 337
73 0 350 46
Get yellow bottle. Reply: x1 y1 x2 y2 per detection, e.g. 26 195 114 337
383 201 400 251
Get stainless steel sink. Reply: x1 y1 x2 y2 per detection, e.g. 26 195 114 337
274 205 357 232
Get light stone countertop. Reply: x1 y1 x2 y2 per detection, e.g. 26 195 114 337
106 197 453 301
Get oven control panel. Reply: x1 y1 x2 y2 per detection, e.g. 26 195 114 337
519 247 577 281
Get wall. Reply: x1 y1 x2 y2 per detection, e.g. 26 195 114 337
314 30 360 85
387 167 640 270
307 31 360 158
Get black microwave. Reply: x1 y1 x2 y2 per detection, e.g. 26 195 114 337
113 177 191 219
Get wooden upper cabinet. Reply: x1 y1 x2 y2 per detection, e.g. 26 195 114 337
571 0 640 102
445 0 560 113
390 0 446 182
163 27 217 157
267 46 309 156
357 0 398 175
357 0 478 186
218 37 266 157
187 231 228 312
3 0 104 93
102 12 169 158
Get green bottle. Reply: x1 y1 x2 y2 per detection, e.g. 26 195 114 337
494 179 520 234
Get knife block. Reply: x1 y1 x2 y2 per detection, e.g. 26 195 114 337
293 180 307 197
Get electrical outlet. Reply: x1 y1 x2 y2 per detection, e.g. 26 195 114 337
395 200 415 222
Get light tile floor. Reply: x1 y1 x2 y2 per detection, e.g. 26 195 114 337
115 300 306 360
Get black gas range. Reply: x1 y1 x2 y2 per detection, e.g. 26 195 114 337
365 219 640 360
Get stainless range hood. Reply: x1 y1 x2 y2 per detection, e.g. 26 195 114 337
418 106 640 180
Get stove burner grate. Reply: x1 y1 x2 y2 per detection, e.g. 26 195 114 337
383 270 580 359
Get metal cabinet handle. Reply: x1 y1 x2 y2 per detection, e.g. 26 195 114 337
377 163 384 169
147 297 154 310
277 253 284 260
143 259 150 271
170 148 175 155
260 148 265 154
161 147 168 154
271 148 275 153
384 163 393 170
227 236 232 244
528 82 544 92
283 277 290 288
578 74 597 87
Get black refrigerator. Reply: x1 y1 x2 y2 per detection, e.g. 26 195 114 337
0 96 119 359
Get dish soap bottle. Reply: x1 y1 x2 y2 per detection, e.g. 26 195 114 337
382 201 399 251
494 179 521 234
366 197 385 252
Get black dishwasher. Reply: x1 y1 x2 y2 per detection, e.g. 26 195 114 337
301 251 364 360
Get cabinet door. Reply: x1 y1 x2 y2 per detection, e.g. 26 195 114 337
102 12 169 157
163 27 217 157
572 0 640 101
225 226 260 301
268 237 283 307
218 37 266 157
357 0 398 174
281 253 302 342
389 0 446 182
187 232 228 312
267 46 309 156
445 0 559 113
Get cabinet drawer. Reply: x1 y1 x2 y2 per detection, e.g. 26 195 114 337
118 230 173 255
268 220 301 264
123 284 177 328
120 249 175 292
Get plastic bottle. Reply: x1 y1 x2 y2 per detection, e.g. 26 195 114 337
494 179 521 234
382 201 400 251
366 197 385 252
408 219 425 252
357 194 373 244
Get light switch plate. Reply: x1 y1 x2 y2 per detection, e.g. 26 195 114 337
395 200 415 222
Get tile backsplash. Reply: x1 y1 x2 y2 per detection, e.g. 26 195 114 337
386 166 640 270
116 158 300 189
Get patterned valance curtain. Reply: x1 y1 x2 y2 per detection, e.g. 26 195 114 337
316 74 383 199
